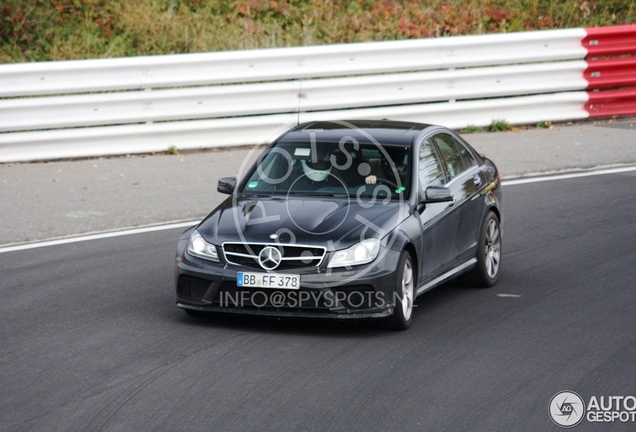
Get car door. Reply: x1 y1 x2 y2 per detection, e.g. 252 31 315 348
416 137 458 282
431 133 482 262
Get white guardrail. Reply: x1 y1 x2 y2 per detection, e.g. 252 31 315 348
0 29 589 162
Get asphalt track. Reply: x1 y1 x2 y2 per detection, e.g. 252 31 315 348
1 169 635 431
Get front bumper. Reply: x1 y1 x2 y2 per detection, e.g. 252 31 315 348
174 237 401 320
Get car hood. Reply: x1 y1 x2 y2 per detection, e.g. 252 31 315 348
196 195 411 250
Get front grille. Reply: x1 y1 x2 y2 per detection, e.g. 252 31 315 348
222 242 326 271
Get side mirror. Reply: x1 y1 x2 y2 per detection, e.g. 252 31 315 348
217 177 236 195
423 186 455 205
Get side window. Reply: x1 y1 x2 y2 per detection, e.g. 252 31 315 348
418 139 445 188
433 134 474 180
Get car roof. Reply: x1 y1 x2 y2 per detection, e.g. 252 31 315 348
278 120 436 147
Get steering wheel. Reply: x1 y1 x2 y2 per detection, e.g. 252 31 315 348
375 177 399 190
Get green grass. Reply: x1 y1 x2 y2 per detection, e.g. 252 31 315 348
167 145 178 155
486 119 511 132
460 124 484 133
2 0 635 63
537 120 553 128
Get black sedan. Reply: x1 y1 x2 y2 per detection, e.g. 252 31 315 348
175 120 502 330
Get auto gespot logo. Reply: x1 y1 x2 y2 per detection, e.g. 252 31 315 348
549 391 636 428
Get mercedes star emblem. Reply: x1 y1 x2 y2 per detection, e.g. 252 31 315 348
258 246 282 270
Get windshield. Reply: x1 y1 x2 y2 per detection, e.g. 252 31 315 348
241 141 411 200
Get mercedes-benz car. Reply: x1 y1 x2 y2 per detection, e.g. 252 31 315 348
175 120 502 330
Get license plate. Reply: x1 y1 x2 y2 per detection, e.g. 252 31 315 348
237 272 300 289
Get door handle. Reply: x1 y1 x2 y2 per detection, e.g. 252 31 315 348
473 175 482 186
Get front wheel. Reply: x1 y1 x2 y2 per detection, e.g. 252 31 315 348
384 251 415 330
460 211 501 287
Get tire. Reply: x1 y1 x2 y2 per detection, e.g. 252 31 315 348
460 211 501 287
384 251 415 330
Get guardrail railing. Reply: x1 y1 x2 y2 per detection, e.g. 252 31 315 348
0 25 634 162
584 26 636 118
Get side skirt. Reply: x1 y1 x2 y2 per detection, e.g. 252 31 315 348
415 258 477 297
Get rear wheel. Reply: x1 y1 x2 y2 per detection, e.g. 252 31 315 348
384 251 415 330
460 211 501 287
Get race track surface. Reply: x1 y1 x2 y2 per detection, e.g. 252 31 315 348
2 170 635 431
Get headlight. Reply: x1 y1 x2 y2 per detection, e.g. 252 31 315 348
327 238 380 268
186 230 219 262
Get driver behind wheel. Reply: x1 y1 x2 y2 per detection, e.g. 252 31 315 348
290 146 342 191
301 154 332 182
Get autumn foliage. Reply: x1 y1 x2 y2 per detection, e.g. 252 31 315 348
1 0 634 63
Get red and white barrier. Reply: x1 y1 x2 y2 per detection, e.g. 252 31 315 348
583 25 636 118
0 25 634 162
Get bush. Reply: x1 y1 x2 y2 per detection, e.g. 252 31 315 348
486 119 511 132
1 0 634 63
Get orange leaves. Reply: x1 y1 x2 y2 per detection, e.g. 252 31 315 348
537 15 554 28
2 0 636 63
484 6 515 31
398 16 434 39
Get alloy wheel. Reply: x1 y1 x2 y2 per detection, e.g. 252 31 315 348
484 218 501 279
